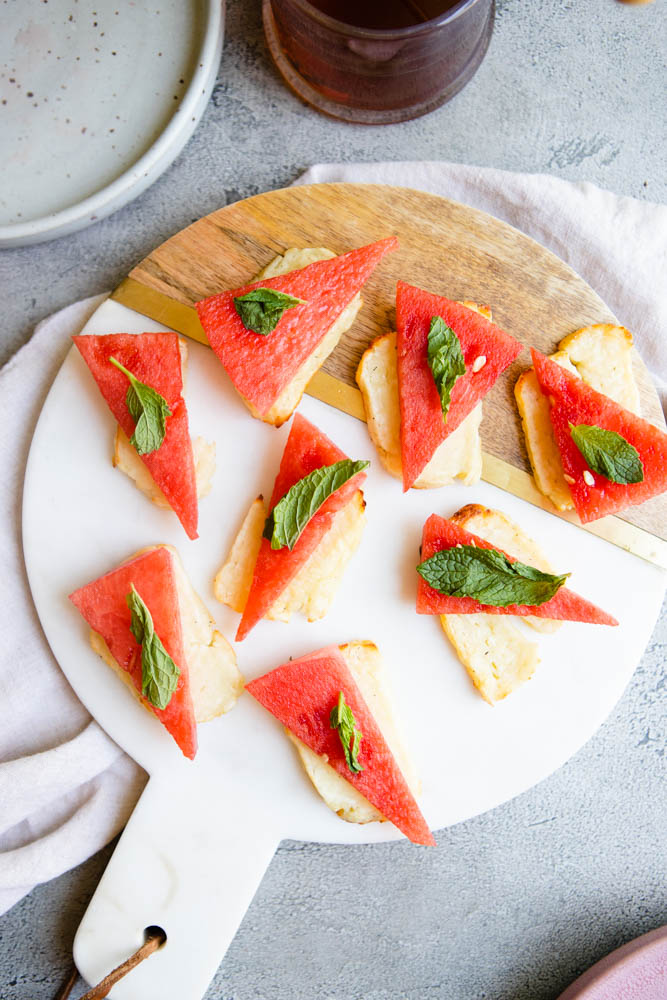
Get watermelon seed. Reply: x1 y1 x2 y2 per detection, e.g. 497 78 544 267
472 355 487 373
563 474 575 485
583 470 595 486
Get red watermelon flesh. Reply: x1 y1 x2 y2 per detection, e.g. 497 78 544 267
532 348 667 523
196 237 399 417
417 514 617 625
396 282 523 491
236 414 367 641
68 546 197 759
73 333 199 540
246 645 435 846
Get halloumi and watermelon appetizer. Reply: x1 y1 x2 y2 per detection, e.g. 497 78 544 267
356 301 492 489
530 348 667 523
395 282 523 491
69 545 243 759
196 237 398 426
246 642 435 846
416 509 617 703
74 333 213 540
215 414 369 641
515 325 641 512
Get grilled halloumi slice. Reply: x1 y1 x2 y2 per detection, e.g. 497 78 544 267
440 613 539 706
112 336 216 506
287 640 420 825
355 303 491 488
438 504 567 705
245 248 363 427
515 325 641 511
214 491 366 625
90 544 243 722
114 430 215 507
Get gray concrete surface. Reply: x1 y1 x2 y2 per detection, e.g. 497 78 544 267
1 0 666 997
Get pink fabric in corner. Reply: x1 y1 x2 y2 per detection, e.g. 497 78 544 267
557 925 667 999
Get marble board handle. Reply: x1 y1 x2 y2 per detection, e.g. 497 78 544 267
73 771 282 999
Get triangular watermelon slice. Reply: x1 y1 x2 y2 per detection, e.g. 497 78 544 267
417 514 617 625
532 348 667 523
246 645 435 846
236 414 367 641
69 547 198 759
73 333 199 539
396 282 523 491
196 237 399 418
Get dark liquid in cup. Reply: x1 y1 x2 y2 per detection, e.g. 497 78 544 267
267 0 493 119
308 0 461 30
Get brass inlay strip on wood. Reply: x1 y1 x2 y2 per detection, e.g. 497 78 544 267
111 278 667 571
113 277 210 345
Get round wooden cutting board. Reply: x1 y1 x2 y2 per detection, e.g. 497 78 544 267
113 182 667 560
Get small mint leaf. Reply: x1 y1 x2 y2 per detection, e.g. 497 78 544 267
569 423 644 485
109 356 172 455
126 585 180 710
266 458 369 551
427 316 466 422
234 287 305 336
417 544 569 607
330 691 363 774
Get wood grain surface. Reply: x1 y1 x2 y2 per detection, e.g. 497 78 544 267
112 183 667 552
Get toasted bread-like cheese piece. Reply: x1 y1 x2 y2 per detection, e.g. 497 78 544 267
91 544 243 722
112 336 215 506
450 505 561 634
287 640 420 824
515 353 580 511
213 496 266 613
516 326 641 510
114 429 215 507
438 502 567 703
214 491 366 624
243 248 363 426
356 302 491 488
440 613 539 705
559 324 640 414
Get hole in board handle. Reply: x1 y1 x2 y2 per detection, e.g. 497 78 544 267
144 925 167 948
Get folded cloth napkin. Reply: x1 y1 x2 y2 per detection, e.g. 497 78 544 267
1 161 665 918
0 295 146 916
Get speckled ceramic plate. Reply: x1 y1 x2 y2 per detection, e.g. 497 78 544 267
0 0 223 247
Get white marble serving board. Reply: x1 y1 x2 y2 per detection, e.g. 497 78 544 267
22 298 666 998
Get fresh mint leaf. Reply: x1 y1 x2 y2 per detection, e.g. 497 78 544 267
234 287 305 336
417 544 569 607
126 585 180 710
569 423 644 485
109 356 172 455
264 458 369 551
427 316 466 422
330 691 363 774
